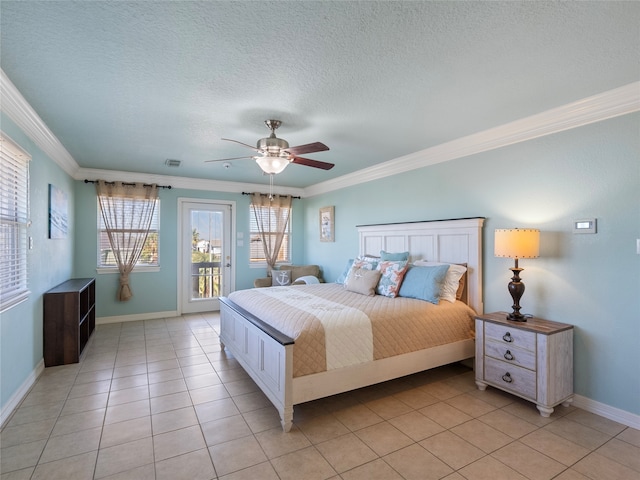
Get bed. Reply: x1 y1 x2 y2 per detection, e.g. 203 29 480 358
219 217 485 431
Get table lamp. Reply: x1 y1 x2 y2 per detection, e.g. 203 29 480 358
495 228 540 321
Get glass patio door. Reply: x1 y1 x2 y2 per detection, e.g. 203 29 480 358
180 200 232 313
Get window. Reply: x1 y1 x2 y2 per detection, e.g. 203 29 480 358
0 133 31 312
249 203 291 264
97 197 160 269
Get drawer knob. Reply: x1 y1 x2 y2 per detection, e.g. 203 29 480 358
504 350 514 361
503 332 513 343
502 372 513 383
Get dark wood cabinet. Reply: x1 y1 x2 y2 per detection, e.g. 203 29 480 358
43 278 96 367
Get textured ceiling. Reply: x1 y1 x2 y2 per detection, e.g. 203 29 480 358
1 1 638 188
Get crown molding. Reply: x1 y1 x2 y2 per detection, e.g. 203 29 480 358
3 66 638 198
75 168 305 197
303 81 640 197
1 69 79 177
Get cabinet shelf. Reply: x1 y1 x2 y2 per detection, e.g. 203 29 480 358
43 278 96 367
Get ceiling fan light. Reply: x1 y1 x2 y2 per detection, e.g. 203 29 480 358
256 155 289 175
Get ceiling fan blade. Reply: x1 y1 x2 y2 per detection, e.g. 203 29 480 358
221 138 260 152
205 156 255 163
291 156 335 170
284 142 329 156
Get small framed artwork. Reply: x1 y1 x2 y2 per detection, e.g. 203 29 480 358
319 206 334 242
48 184 68 239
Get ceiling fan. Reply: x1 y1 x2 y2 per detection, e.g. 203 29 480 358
205 120 334 175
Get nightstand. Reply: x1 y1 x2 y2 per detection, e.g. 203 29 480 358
475 312 574 417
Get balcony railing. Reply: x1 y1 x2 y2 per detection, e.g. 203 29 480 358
191 261 221 299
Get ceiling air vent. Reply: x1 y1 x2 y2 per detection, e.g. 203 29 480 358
165 159 181 167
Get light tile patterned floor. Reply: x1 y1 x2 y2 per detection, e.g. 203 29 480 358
1 312 639 480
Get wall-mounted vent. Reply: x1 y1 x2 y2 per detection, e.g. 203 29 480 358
165 159 181 167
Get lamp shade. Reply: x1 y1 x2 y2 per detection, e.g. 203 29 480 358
255 155 290 175
495 228 540 259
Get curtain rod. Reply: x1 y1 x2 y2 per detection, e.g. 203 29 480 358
84 179 172 189
242 192 300 199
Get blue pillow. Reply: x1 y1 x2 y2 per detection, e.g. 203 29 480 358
398 264 450 304
380 250 410 261
335 259 354 284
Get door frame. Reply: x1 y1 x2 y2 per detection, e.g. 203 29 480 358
177 197 236 314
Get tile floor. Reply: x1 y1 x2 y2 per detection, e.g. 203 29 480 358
1 312 639 480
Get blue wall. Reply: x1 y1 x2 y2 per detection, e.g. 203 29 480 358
2 110 638 422
73 185 306 318
302 113 640 416
1 114 75 408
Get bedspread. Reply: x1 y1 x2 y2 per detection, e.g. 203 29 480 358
227 283 475 378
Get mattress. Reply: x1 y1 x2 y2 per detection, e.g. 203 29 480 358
227 283 476 378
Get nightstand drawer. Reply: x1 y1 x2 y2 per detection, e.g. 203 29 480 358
485 340 536 370
485 322 536 351
484 357 536 400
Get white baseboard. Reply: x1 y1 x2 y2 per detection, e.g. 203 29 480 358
96 310 179 325
573 394 640 430
1 359 45 428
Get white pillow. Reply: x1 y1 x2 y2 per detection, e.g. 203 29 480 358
413 261 467 303
344 267 381 296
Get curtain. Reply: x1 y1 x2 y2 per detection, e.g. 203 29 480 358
96 180 158 301
251 192 292 273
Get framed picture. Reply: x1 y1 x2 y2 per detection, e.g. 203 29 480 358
319 206 334 242
48 184 68 239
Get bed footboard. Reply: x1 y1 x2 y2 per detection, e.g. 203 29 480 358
218 297 295 432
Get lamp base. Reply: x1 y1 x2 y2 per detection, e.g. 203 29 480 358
507 266 527 322
506 311 527 322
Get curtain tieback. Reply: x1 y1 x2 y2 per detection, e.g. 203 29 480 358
119 273 130 285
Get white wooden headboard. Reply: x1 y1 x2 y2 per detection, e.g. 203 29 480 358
357 218 485 314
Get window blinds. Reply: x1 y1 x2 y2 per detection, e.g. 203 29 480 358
0 133 31 312
249 203 291 263
97 197 160 267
